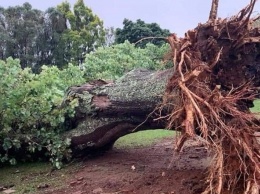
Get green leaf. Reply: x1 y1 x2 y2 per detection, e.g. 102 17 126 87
9 158 17 165
55 161 62 169
1 154 8 163
65 138 71 146
3 138 12 151
12 139 21 149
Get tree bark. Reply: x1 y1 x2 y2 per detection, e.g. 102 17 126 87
63 68 173 156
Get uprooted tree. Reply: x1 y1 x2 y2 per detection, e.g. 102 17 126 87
63 0 260 193
163 0 260 193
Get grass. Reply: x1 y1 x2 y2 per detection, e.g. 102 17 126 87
250 99 260 113
0 162 78 194
114 129 175 148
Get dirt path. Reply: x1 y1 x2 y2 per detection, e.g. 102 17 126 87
43 138 212 194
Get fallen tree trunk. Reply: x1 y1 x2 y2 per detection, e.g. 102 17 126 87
63 68 172 155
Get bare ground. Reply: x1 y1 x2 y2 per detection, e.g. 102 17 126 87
41 137 212 194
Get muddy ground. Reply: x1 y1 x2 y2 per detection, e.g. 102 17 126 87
39 137 212 194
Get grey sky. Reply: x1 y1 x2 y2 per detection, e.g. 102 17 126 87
1 0 260 36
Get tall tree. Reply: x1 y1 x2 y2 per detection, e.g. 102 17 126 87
0 3 44 69
0 7 8 60
0 4 67 72
57 0 105 66
35 7 67 71
115 19 170 48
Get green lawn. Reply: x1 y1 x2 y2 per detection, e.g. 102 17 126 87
250 99 260 113
114 129 175 148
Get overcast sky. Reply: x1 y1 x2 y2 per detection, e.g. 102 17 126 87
1 0 260 36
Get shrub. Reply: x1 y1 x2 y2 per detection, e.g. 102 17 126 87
0 58 85 168
83 41 170 80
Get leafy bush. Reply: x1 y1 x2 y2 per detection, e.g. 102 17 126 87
0 58 85 168
83 41 170 80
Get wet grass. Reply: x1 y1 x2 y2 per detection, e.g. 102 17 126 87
114 129 175 148
0 161 79 194
250 99 260 113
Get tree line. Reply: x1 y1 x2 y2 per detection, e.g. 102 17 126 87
0 0 105 72
0 0 171 73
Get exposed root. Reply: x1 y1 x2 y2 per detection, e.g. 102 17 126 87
161 0 260 193
209 0 219 21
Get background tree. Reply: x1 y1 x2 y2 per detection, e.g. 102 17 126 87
0 3 44 69
115 19 171 48
57 0 105 66
0 7 9 60
0 1 105 72
35 7 67 71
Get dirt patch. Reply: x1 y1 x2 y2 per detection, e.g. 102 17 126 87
42 138 212 194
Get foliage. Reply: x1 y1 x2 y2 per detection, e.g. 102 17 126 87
115 19 171 48
83 41 170 80
57 0 105 66
0 58 85 168
0 3 44 70
35 7 67 70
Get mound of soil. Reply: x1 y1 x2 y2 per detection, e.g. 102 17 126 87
43 138 212 194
